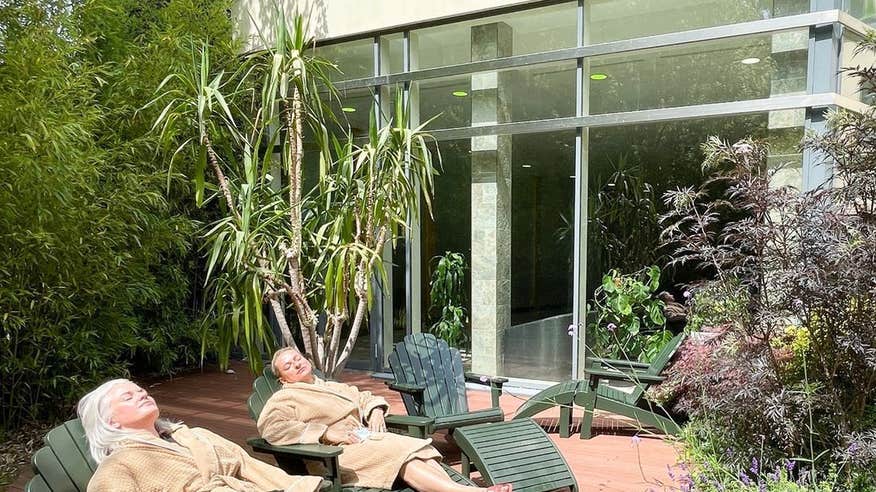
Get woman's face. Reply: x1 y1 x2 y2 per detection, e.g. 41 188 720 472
276 349 314 384
107 381 159 431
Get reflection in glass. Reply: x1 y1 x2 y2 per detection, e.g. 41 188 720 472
841 32 876 104
414 61 576 130
410 2 577 70
584 0 808 44
847 0 876 26
587 30 808 114
419 132 574 382
380 33 404 75
585 111 804 299
315 39 373 81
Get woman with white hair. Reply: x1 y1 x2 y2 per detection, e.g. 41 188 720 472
257 348 512 492
78 378 325 492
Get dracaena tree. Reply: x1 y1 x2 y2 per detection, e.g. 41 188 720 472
151 11 438 377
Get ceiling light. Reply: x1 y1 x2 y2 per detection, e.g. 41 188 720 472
341 107 357 113
521 164 532 168
590 73 608 81
452 90 468 97
740 57 761 65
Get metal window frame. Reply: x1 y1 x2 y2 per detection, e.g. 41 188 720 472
335 10 848 91
352 3 870 380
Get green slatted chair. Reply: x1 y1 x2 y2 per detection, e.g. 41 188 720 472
25 419 95 492
387 333 506 437
246 367 476 492
514 332 686 439
25 417 334 492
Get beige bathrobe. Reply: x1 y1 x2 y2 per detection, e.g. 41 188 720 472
87 424 324 492
257 378 441 489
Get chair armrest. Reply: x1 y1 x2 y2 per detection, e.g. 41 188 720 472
385 414 436 439
246 438 343 458
385 381 426 395
247 438 343 492
464 372 508 386
464 372 508 408
591 357 650 370
584 368 665 386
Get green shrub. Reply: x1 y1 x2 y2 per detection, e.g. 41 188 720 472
0 0 234 430
587 265 672 362
427 252 468 348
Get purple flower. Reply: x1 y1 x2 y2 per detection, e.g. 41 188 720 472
750 457 760 475
785 460 795 472
683 290 692 299
606 323 617 333
739 472 751 486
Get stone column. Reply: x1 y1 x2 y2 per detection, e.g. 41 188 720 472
470 22 512 376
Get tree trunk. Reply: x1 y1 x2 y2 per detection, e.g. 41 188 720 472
269 296 299 351
202 134 239 221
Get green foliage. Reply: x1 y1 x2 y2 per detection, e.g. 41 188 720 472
588 266 671 362
674 421 869 491
0 0 234 431
152 11 440 377
427 252 468 348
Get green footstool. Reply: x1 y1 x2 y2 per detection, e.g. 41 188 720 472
454 418 578 492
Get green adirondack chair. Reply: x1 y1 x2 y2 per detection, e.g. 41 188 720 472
386 333 507 437
514 332 686 439
24 418 334 492
25 419 95 492
246 367 476 492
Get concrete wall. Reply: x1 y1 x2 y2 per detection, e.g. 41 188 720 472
234 0 541 48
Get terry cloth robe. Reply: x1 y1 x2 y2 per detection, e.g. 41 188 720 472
87 424 324 492
257 378 441 489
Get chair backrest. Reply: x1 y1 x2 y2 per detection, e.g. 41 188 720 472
629 332 687 402
248 366 282 420
27 419 97 492
388 332 468 418
646 332 687 376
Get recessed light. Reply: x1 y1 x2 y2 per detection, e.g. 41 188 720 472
521 164 532 168
452 90 468 97
590 73 608 81
740 57 761 65
569 175 576 179
341 107 357 113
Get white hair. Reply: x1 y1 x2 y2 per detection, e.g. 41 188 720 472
77 379 175 463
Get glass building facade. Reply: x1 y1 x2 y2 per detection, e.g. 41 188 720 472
309 0 872 384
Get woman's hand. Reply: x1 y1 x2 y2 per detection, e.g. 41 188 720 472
368 408 387 433
323 420 361 445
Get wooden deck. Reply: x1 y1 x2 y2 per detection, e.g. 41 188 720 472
10 361 680 491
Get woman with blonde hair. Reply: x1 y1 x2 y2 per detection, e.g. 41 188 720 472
78 378 325 492
257 348 512 492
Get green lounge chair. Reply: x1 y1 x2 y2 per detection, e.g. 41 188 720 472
24 418 333 492
514 332 685 439
386 333 506 437
246 367 475 492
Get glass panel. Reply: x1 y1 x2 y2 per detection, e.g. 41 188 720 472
327 87 374 137
414 61 576 130
584 0 809 45
841 32 876 104
586 29 808 114
380 33 405 75
847 0 876 26
410 2 577 70
315 38 374 81
420 132 575 382
585 111 804 299
506 131 576 381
